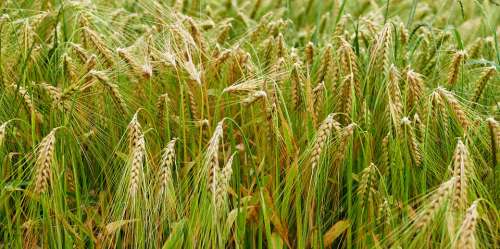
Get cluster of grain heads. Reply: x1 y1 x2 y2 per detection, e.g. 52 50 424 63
333 14 350 44
0 1 499 248
310 113 341 171
32 129 57 196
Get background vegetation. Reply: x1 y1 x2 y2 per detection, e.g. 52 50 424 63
0 0 499 248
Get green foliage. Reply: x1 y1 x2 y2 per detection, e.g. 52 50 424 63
0 0 499 248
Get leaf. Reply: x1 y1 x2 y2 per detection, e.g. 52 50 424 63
323 220 350 247
104 219 138 234
114 151 129 162
263 189 291 248
162 219 186 249
270 232 284 249
451 27 464 50
224 196 254 230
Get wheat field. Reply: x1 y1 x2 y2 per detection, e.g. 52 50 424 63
0 0 499 248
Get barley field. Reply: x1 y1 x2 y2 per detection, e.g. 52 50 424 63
0 0 499 248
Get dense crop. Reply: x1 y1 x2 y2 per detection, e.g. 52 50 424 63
0 0 499 248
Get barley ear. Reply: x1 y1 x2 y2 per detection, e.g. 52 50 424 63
310 114 341 171
127 113 145 199
451 139 471 211
471 67 496 103
453 200 480 249
447 50 467 87
487 118 498 167
33 129 57 196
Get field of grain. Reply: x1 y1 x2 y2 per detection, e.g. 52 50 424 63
0 0 499 248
